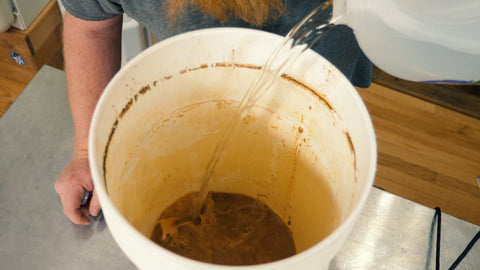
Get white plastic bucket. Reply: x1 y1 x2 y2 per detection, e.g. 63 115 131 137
89 28 377 270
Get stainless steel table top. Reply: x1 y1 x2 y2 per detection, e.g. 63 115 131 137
1 65 478 269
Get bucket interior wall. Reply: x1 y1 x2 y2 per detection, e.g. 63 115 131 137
104 66 357 253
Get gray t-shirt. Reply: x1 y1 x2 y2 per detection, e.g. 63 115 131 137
61 0 371 87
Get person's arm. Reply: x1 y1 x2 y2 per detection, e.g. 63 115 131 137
54 11 122 225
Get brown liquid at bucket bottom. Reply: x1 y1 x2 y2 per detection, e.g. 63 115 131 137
151 191 296 265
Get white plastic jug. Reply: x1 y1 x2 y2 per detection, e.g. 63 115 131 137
333 0 480 83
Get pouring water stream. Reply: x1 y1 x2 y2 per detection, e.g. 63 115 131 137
191 1 344 215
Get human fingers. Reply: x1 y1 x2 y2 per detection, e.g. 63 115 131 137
80 205 90 217
61 185 91 225
54 158 93 225
89 190 101 216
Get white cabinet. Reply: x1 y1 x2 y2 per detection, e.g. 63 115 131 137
10 0 51 30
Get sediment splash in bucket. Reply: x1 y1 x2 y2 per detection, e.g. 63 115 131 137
151 191 296 265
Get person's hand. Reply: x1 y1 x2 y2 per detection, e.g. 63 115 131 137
54 150 100 225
